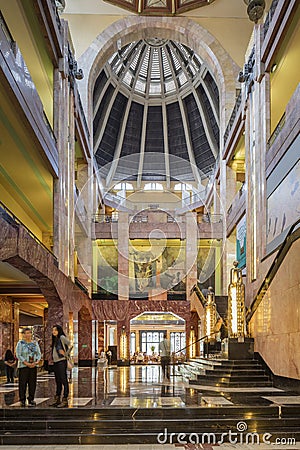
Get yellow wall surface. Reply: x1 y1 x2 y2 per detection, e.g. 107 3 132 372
0 0 54 125
0 183 43 241
63 13 252 66
270 15 300 132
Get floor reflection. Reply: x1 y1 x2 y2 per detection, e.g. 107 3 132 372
0 364 299 409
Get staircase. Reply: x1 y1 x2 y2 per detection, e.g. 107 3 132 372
182 357 273 387
1 405 300 444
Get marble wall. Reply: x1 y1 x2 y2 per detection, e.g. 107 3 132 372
78 307 93 364
249 239 300 380
93 299 194 359
0 296 13 359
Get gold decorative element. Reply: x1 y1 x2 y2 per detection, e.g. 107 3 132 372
204 287 217 340
228 261 246 338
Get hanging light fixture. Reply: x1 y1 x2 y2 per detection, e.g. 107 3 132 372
228 261 246 338
243 0 266 23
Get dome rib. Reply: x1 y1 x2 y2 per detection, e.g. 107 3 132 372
93 39 220 186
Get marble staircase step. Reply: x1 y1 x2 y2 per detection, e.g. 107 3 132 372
1 406 300 445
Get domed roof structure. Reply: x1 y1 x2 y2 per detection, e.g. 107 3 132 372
93 39 220 185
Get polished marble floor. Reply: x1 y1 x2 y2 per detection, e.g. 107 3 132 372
1 365 300 409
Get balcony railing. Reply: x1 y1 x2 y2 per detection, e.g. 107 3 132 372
77 91 90 138
50 0 62 33
0 201 57 262
93 212 223 225
93 214 119 223
0 11 16 55
267 113 286 150
263 0 280 38
223 91 242 146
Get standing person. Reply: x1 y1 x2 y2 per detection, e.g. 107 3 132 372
49 325 70 408
106 349 112 366
4 349 16 384
16 328 41 407
159 332 171 381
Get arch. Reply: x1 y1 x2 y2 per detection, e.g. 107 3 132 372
78 16 240 139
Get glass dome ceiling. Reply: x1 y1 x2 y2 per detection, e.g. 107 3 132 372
108 38 203 99
93 39 220 185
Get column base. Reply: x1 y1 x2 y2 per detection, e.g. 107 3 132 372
78 359 97 367
224 337 254 360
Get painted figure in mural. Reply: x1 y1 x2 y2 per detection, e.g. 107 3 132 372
133 251 155 292
49 325 70 408
16 328 41 407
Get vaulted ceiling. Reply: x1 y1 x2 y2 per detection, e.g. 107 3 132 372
93 39 219 186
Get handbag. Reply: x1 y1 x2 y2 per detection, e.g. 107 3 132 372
61 340 74 370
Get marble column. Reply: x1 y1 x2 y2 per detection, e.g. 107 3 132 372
78 307 93 366
213 180 221 215
185 212 198 300
44 300 64 364
73 310 79 364
98 321 105 353
0 296 13 358
117 320 130 360
13 301 19 350
53 21 75 280
118 212 129 300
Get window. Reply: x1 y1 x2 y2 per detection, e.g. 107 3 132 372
174 183 193 191
130 332 136 355
140 331 164 354
144 182 163 191
114 182 134 191
170 332 186 354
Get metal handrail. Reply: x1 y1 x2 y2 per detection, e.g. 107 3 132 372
173 332 218 357
267 112 286 150
0 200 57 261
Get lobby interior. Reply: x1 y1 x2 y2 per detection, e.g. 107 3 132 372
0 0 299 446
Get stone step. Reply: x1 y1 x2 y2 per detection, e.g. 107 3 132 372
197 373 270 381
204 369 266 376
191 379 273 387
1 410 300 445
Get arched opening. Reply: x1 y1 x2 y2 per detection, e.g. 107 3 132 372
78 16 239 132
129 311 186 364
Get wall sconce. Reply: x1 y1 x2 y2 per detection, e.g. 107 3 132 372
120 325 127 359
204 286 217 339
189 326 196 358
228 261 246 338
